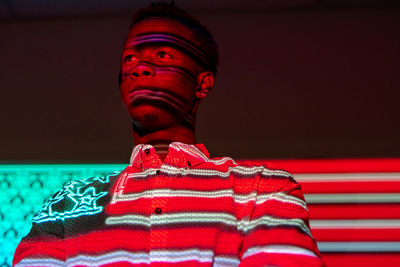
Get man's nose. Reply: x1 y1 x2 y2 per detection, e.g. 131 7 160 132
131 63 155 78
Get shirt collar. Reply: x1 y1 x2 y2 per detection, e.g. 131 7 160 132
129 142 211 170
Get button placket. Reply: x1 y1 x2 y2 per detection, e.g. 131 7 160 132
149 164 170 250
152 166 164 215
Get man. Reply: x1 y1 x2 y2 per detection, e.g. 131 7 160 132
14 2 324 266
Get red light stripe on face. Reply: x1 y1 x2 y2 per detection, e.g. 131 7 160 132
154 65 198 85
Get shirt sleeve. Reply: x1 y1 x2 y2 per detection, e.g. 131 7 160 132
238 169 325 267
13 190 66 266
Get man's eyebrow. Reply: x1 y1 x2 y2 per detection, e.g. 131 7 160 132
124 42 178 52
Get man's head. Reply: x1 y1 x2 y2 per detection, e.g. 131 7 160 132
119 2 219 137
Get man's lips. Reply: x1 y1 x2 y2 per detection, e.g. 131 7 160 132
128 86 187 111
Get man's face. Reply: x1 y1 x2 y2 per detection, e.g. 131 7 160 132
120 18 203 132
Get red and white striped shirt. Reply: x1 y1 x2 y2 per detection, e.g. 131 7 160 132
13 142 324 266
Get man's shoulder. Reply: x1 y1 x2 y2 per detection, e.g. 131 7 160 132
210 157 292 177
206 156 295 184
229 159 298 190
240 160 293 177
32 170 122 224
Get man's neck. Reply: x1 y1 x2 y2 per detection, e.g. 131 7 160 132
132 125 197 162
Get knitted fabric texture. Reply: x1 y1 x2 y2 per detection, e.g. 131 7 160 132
13 142 323 266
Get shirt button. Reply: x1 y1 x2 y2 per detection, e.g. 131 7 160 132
155 207 162 214
144 149 150 155
187 161 191 167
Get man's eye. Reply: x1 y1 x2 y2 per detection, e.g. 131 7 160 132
124 55 138 64
156 51 172 60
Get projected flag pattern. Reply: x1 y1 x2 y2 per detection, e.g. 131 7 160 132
263 158 400 267
12 143 323 266
2 158 399 266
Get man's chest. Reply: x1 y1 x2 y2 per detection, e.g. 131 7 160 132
62 167 257 265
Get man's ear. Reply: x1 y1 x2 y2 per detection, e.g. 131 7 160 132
195 71 214 99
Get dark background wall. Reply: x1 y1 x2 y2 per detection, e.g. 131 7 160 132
1 0 399 163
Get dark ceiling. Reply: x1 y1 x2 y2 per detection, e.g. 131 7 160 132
1 0 399 19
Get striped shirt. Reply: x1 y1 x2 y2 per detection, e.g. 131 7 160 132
13 142 324 266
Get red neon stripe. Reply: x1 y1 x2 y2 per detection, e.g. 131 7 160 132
321 253 400 267
243 158 400 173
301 181 400 194
308 204 400 219
312 228 400 242
64 228 240 255
12 239 65 264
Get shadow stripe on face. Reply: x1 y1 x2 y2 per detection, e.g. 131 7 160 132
132 33 210 64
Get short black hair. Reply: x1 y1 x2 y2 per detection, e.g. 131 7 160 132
130 1 219 76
